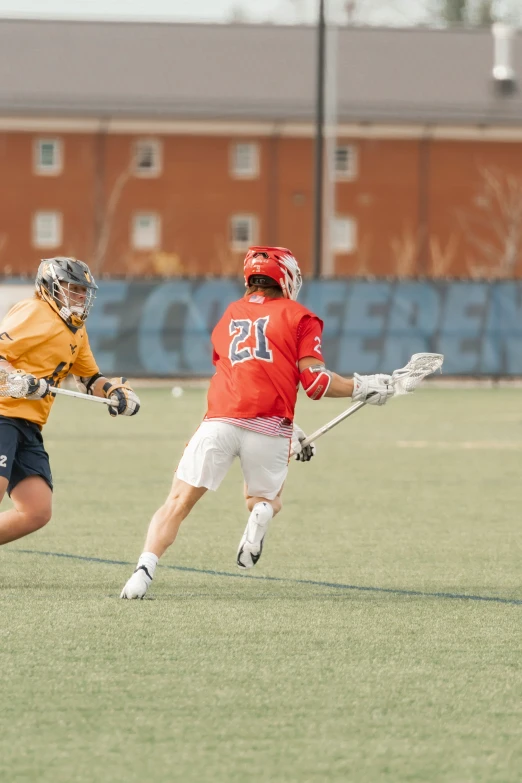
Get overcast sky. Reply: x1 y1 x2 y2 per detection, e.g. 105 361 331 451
0 0 439 26
0 0 518 26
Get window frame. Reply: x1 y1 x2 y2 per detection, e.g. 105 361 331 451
133 138 163 178
131 212 161 250
32 211 62 249
331 215 357 254
230 142 260 180
334 144 358 182
34 138 63 176
230 214 258 252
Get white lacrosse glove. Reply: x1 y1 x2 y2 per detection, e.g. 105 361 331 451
26 377 52 399
6 371 50 399
103 377 141 417
291 423 316 462
352 373 394 406
5 370 30 398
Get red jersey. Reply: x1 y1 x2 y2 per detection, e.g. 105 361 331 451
206 294 325 423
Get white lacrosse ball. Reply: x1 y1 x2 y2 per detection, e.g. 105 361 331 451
171 386 183 398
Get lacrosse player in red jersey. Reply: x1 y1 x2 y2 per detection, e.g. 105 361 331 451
121 246 395 599
0 256 140 547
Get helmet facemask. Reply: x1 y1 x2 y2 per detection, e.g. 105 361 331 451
278 253 302 301
53 278 95 326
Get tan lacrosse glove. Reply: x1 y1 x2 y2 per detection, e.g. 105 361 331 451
102 377 141 417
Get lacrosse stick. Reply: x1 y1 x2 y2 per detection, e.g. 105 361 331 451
294 352 444 452
48 386 114 405
0 368 114 406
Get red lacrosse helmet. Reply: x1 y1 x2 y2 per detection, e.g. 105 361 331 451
243 246 303 301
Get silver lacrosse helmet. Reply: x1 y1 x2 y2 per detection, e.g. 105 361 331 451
35 256 98 328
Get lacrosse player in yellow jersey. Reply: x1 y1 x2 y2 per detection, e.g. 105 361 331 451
0 256 140 546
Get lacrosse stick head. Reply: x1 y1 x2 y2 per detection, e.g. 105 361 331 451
0 368 9 397
0 368 25 398
391 353 444 395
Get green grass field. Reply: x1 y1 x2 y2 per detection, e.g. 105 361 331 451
1 387 522 782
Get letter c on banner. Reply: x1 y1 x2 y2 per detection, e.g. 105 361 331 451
138 281 193 374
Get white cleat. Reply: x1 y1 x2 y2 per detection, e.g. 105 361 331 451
120 565 152 599
237 536 264 569
236 501 274 570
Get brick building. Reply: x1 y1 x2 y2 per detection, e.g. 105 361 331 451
0 18 522 279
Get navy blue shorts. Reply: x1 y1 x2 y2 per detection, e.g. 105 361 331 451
0 416 53 496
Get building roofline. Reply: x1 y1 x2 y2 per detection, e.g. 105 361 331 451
0 15 519 35
0 19 520 126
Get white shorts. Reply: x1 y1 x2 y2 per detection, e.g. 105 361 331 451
176 420 290 500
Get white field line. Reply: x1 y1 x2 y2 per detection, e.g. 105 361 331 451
398 440 522 450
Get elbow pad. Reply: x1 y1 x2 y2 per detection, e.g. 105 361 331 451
299 365 332 400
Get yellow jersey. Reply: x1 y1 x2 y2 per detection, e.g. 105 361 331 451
0 297 99 427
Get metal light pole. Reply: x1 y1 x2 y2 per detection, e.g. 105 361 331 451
313 0 326 279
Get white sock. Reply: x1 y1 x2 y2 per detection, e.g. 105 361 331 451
247 502 274 545
137 552 158 580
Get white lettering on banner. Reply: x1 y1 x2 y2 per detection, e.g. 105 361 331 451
0 285 34 322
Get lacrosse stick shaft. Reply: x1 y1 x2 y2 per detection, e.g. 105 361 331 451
293 352 444 454
296 401 365 451
49 386 113 405
0 368 113 406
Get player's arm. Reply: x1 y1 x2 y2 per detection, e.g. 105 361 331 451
71 332 140 417
298 356 354 398
295 315 393 405
298 356 394 405
299 357 354 398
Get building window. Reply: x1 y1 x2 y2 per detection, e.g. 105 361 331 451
34 139 62 175
231 142 259 179
231 214 257 251
134 139 162 177
334 145 358 181
32 211 62 248
132 213 161 250
331 216 357 253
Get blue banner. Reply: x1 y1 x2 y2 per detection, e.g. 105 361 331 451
84 279 522 376
4 280 522 375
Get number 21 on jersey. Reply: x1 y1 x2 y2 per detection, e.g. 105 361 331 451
229 317 273 365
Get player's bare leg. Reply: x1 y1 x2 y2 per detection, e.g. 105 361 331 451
0 475 52 545
120 477 207 599
237 483 283 569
